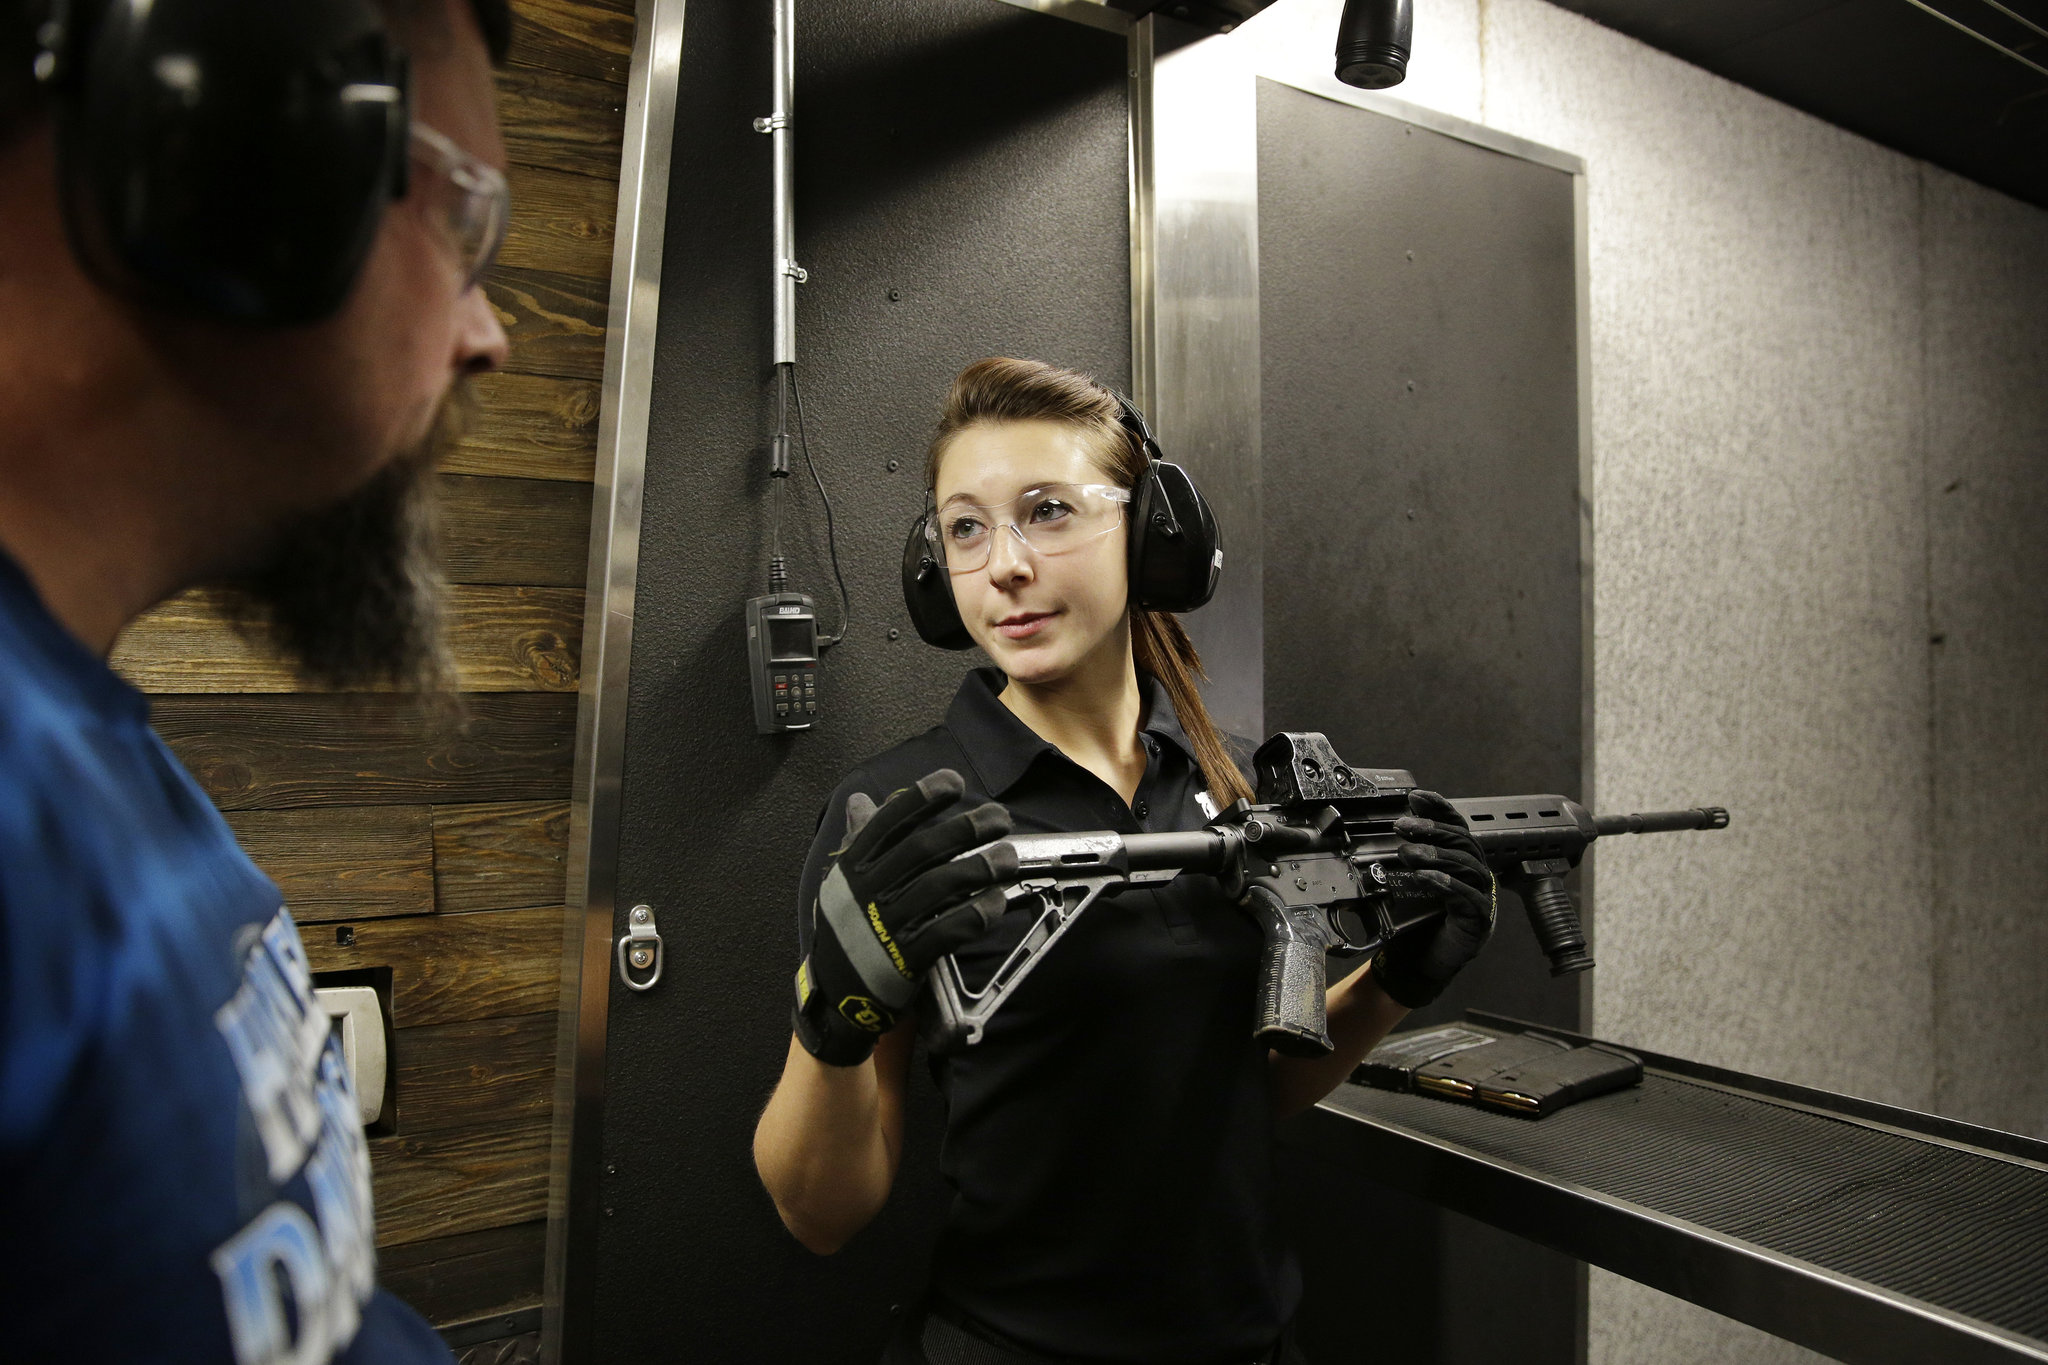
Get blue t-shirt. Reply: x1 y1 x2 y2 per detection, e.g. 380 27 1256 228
0 550 452 1364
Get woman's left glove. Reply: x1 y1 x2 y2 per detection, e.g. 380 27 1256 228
1369 791 1498 1009
794 770 1018 1066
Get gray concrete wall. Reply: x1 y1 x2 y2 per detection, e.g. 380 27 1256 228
1238 1 2048 1360
1480 0 1936 1112
1924 169 2048 1141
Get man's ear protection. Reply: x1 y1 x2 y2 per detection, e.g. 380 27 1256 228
35 0 410 325
900 393 1223 651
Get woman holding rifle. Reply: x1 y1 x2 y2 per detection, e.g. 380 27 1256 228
753 358 1498 1365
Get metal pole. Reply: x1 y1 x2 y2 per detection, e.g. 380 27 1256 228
760 0 801 365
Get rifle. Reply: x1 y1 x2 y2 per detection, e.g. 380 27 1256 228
925 732 1727 1058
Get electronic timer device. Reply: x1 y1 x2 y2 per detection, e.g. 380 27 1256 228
747 592 820 734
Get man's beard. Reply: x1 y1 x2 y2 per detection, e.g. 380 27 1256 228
219 386 472 694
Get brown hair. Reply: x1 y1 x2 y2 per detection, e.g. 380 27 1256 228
927 357 1254 807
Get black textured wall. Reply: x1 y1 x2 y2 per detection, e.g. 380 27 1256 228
590 2 1129 1360
1256 80 1586 1365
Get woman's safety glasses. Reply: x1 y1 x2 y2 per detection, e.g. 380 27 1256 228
409 123 511 292
927 483 1132 574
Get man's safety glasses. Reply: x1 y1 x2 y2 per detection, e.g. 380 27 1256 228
409 123 511 292
927 483 1132 574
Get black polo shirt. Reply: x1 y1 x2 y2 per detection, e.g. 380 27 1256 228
796 668 1299 1363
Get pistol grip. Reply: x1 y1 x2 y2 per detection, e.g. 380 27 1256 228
1240 884 1335 1058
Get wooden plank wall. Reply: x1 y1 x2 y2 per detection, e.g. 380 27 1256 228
109 0 632 1347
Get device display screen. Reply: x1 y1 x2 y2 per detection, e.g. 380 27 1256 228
766 616 815 662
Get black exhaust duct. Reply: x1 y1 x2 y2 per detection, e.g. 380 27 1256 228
1333 0 1412 88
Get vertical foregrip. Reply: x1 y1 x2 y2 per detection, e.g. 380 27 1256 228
1238 885 1336 1057
1524 875 1594 976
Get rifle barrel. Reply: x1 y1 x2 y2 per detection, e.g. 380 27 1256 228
1593 807 1729 837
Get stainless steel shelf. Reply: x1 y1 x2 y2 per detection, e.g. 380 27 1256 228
1284 1014 2048 1365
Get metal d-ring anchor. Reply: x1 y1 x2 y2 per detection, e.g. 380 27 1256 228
616 904 664 991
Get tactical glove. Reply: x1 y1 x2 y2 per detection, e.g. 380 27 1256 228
1370 790 1498 1009
794 770 1017 1066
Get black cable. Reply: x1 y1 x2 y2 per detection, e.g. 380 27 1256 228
770 365 803 594
788 365 850 648
770 368 788 582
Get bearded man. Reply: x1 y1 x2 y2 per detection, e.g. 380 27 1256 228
0 0 512 1357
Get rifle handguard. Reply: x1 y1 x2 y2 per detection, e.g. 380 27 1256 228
1239 884 1336 1057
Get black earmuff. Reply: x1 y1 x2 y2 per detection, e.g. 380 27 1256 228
903 508 976 650
39 0 409 325
1112 394 1222 618
901 391 1224 650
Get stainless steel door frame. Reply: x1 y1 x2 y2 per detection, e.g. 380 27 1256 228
1130 16 1266 739
544 0 686 1358
1126 8 1591 796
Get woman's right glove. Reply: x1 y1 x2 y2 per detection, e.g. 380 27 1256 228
793 770 1017 1066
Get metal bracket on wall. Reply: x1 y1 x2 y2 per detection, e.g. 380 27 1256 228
615 904 664 990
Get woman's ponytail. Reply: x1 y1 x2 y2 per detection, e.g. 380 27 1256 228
1131 609 1254 808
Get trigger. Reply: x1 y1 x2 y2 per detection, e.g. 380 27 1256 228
1329 904 1375 953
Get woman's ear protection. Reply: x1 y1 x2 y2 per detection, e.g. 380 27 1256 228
899 393 1223 650
1115 396 1222 618
902 511 977 650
